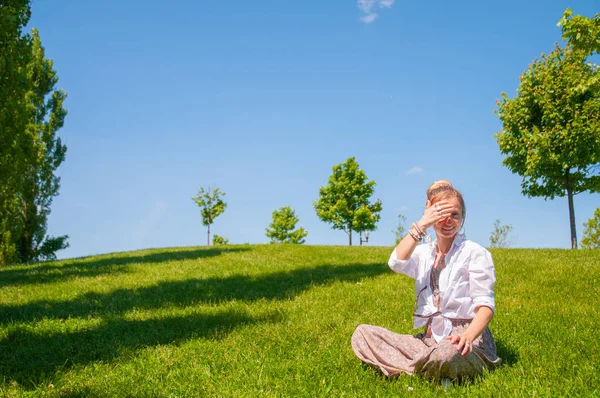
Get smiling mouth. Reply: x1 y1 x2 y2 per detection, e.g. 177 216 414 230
442 226 455 232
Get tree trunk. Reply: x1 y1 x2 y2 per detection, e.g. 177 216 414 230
359 232 363 246
349 228 352 246
207 224 211 246
566 171 578 249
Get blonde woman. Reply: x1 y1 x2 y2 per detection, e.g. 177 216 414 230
351 181 500 381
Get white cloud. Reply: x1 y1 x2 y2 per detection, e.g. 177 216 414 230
357 0 376 13
360 13 378 23
358 0 394 23
406 167 423 175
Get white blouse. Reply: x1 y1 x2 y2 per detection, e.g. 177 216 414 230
388 233 496 342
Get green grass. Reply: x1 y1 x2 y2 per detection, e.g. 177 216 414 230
0 245 598 397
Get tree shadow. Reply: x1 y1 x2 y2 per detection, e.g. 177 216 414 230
0 307 280 387
0 246 249 288
0 262 387 324
0 261 388 385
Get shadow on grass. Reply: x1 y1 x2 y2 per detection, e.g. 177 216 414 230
0 247 248 288
495 339 519 367
0 261 387 385
0 262 387 324
0 307 280 387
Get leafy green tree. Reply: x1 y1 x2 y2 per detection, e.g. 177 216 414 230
16 29 69 262
1 2 69 264
212 234 229 245
0 0 32 265
394 213 407 245
192 187 227 246
581 208 600 249
489 219 513 249
495 10 600 249
265 206 308 244
314 157 382 246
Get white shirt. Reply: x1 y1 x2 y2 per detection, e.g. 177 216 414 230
388 233 496 342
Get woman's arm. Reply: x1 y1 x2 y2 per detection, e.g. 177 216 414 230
446 306 494 356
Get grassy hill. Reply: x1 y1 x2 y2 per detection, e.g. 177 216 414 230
0 245 598 397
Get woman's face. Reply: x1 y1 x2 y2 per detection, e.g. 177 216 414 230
432 196 463 239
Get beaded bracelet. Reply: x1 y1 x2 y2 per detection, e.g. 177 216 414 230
412 222 426 237
408 229 421 242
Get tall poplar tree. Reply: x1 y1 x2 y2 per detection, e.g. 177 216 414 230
0 0 31 264
16 28 69 262
1 1 69 265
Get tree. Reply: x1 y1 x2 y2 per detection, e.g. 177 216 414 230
0 0 32 265
495 10 600 249
581 208 600 249
16 29 69 262
192 187 227 246
1 2 69 264
489 219 513 249
314 157 382 246
212 234 229 245
265 206 308 244
394 213 407 245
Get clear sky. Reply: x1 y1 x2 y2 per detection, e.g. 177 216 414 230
28 0 599 259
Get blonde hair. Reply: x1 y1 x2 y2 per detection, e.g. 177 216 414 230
426 180 466 220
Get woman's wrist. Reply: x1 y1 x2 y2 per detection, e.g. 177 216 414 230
408 222 427 242
417 218 430 231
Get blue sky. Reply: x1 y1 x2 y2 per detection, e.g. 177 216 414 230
29 0 599 258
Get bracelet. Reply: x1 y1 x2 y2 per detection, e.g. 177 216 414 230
411 223 426 239
412 222 426 237
408 229 421 242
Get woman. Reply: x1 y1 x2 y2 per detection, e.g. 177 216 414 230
351 180 501 381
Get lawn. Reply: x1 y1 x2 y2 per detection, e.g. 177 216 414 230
0 244 598 397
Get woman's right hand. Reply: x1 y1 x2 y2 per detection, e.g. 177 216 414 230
419 200 457 230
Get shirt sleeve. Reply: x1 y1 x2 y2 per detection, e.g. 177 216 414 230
468 247 496 313
388 246 420 279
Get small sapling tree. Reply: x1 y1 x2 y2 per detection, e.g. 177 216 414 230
192 187 227 246
265 206 308 244
394 214 407 245
489 219 513 248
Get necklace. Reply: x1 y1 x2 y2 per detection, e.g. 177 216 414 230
431 247 449 311
434 247 449 269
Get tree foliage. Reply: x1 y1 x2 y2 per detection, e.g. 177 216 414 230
558 9 600 57
16 29 69 263
394 213 407 245
265 206 308 244
489 219 513 249
212 234 229 245
0 0 31 265
495 10 600 249
1 1 69 264
192 187 227 246
581 208 600 249
314 157 382 246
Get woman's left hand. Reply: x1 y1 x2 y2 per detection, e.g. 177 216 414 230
446 334 472 356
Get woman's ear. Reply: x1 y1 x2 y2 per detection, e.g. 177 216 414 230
426 200 431 208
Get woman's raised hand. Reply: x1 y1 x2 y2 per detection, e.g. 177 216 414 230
419 200 457 229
